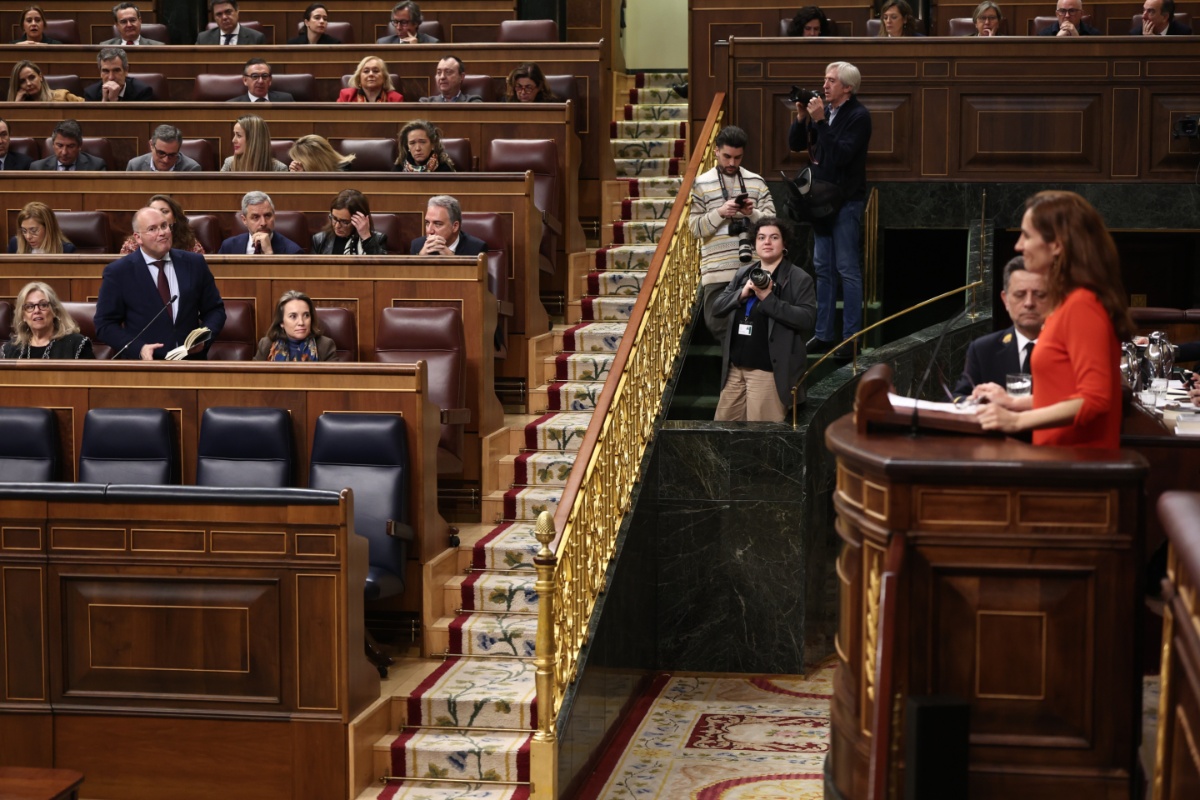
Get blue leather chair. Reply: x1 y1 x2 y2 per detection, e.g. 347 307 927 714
0 407 60 482
79 408 177 485
196 407 293 488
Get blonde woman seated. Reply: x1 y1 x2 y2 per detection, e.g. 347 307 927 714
393 120 455 173
287 134 354 172
7 202 74 254
2 281 94 359
120 195 205 255
220 115 288 172
7 60 83 101
254 290 340 362
338 56 404 103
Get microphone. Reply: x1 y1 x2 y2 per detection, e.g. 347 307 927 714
910 305 970 437
112 294 177 360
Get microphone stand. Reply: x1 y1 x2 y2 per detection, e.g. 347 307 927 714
111 294 177 360
910 305 970 437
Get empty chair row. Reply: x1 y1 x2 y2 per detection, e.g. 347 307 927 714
11 18 559 46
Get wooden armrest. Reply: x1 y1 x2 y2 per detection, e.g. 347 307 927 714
440 407 471 425
541 210 563 236
385 518 414 541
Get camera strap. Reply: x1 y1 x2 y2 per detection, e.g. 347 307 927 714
717 168 747 202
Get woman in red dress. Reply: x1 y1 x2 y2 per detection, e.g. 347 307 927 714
975 191 1133 448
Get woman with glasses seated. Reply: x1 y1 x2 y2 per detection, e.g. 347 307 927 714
311 189 387 255
878 0 922 36
254 290 339 361
393 120 456 173
287 134 354 172
505 63 558 103
7 202 75 254
971 1 1004 35
338 56 403 103
119 195 205 255
2 281 94 359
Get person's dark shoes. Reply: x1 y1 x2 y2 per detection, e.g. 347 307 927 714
807 336 835 354
831 343 856 363
670 82 688 99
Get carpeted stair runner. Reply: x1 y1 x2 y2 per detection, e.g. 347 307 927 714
375 70 688 800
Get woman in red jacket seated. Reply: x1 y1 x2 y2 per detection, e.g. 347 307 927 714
337 56 403 103
975 191 1133 448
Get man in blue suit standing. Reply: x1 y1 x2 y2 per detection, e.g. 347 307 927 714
96 207 227 360
218 191 303 255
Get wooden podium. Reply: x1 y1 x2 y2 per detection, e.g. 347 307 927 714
826 367 1149 800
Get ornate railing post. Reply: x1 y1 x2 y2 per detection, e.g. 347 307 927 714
530 510 558 799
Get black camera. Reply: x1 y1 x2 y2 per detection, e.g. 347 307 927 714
729 218 754 263
748 267 772 290
1173 115 1199 139
787 85 821 106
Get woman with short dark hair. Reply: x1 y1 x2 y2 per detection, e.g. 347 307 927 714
394 120 455 172
505 63 558 103
787 6 834 36
12 6 62 45
288 3 340 44
878 0 920 37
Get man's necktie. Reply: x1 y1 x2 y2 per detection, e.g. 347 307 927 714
57 163 68 171
1023 340 1035 372
125 39 135 46
151 260 173 319
222 33 233 44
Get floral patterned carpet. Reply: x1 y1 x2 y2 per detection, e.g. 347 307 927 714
582 660 835 800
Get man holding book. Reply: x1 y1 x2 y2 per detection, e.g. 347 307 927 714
96 207 227 360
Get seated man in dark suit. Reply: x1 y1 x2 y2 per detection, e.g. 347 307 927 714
227 58 295 103
419 56 483 103
126 124 202 172
0 119 33 171
83 48 156 102
954 256 1050 398
1132 0 1192 34
197 1 267 45
30 119 108 171
95 206 227 360
1038 0 1102 35
378 1 439 43
100 3 164 45
218 191 303 255
410 194 486 256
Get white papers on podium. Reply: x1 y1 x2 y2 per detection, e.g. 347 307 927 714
887 393 978 416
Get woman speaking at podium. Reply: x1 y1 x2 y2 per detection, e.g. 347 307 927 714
975 191 1133 448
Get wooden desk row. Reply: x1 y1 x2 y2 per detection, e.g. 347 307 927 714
0 40 612 223
0 255 504 484
0 172 547 381
708 36 1200 183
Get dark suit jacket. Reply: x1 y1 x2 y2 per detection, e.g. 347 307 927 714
8 236 76 254
1038 21 1102 35
227 90 295 103
787 94 872 202
0 151 33 171
196 25 267 45
217 231 303 255
1130 19 1192 34
409 230 487 257
126 152 203 172
376 32 439 44
83 76 156 101
95 248 227 359
953 326 1024 398
286 32 340 44
30 151 108 171
312 230 388 254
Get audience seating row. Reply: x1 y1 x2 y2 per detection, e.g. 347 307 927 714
775 13 1195 37
7 17 562 46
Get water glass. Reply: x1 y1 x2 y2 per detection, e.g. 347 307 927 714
1005 373 1032 398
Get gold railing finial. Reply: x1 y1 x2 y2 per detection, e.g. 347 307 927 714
534 510 556 559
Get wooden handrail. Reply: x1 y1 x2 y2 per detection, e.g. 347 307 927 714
867 531 906 800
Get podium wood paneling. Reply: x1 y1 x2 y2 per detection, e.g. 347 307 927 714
825 415 1147 799
0 485 378 800
0 256 503 485
718 37 1200 183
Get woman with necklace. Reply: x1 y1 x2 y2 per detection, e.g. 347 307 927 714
393 119 456 173
2 282 94 359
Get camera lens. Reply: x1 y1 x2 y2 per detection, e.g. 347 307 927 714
749 267 771 289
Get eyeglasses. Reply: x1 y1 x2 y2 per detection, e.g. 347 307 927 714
392 17 413 26
1055 7 1082 15
22 301 50 312
978 14 1000 22
19 226 43 237
514 83 538 94
245 72 271 81
329 214 353 226
152 147 180 161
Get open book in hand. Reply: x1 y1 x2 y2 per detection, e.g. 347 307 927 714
164 327 211 361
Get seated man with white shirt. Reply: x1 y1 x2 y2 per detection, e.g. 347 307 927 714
83 48 156 102
954 256 1050 398
227 58 295 103
100 3 164 46
409 195 487 256
197 0 266 45
218 191 303 255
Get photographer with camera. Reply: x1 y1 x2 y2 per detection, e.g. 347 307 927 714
711 217 816 422
789 62 871 360
688 125 775 344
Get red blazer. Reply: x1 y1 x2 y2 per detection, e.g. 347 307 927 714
336 87 404 103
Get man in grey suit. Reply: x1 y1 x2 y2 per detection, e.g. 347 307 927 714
377 2 439 44
196 1 267 45
100 3 164 45
126 125 202 172
30 120 108 171
419 56 483 102
227 58 295 103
